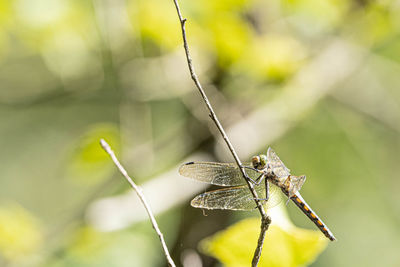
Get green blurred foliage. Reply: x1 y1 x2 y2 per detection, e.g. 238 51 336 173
67 123 119 185
237 34 306 81
130 0 181 50
0 0 400 266
0 204 43 263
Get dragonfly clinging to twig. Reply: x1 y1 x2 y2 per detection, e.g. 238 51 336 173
179 147 336 241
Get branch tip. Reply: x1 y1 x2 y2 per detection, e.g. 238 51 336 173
99 138 107 148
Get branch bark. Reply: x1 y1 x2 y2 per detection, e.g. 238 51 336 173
170 1 270 265
100 139 176 267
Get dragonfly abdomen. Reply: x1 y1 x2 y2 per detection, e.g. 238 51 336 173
291 193 336 241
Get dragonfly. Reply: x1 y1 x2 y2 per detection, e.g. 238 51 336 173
179 147 336 241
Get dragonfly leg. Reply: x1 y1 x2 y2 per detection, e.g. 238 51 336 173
253 179 270 203
242 166 265 185
254 173 266 185
248 173 265 185
243 166 259 172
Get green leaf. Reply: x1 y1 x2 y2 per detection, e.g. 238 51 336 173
200 209 328 267
67 123 120 185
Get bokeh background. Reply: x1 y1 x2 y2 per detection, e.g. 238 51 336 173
1 0 400 266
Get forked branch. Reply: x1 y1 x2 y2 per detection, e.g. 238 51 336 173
100 139 176 267
170 1 271 266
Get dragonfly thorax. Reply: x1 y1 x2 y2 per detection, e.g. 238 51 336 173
251 154 267 170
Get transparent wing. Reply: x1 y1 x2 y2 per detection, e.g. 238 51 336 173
190 183 282 211
267 147 290 178
179 162 261 186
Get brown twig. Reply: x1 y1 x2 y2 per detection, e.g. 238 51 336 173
100 139 176 267
170 1 271 265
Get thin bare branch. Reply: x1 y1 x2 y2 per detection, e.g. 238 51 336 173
170 1 270 265
100 139 176 267
252 216 271 266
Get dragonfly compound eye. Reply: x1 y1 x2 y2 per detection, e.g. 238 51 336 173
259 154 267 168
251 156 260 168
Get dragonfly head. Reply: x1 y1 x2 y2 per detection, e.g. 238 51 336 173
251 154 267 170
